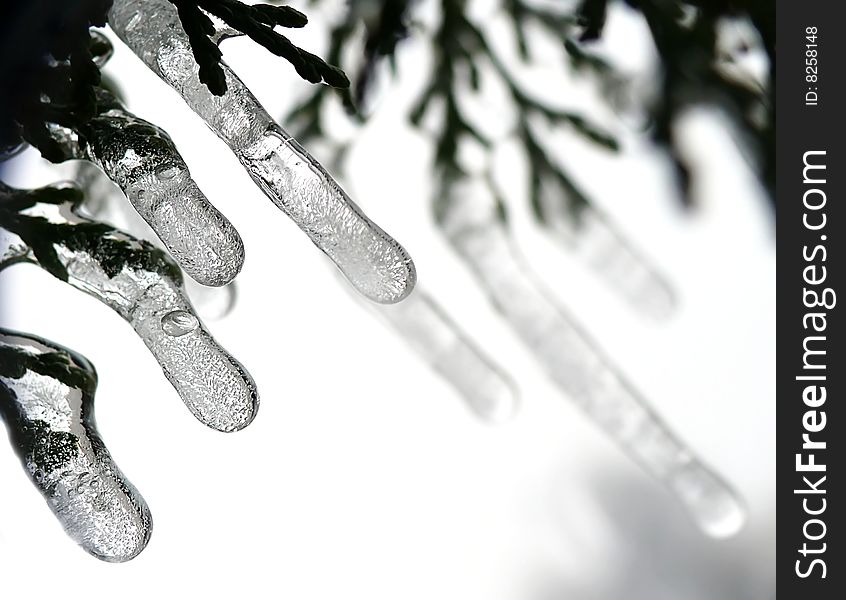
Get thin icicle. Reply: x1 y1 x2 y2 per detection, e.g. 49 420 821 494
0 329 152 562
108 0 416 304
52 86 244 287
362 286 519 423
438 178 744 537
537 180 676 320
77 162 239 321
0 182 258 432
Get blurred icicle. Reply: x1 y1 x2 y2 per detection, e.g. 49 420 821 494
0 329 152 562
537 188 677 320
357 286 519 423
77 162 238 321
49 86 245 287
0 182 258 432
108 0 416 304
436 177 745 538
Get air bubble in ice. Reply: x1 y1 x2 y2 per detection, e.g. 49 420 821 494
161 310 199 337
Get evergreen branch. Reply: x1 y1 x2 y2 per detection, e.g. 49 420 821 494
0 0 347 161
0 182 181 283
283 18 358 144
170 0 349 95
417 1 614 223
0 1 112 161
504 0 579 59
594 0 774 206
354 0 414 106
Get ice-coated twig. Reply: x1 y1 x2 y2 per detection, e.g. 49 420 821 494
0 329 152 562
76 161 239 321
437 177 745 538
108 0 417 304
50 83 245 288
355 285 519 423
0 182 258 432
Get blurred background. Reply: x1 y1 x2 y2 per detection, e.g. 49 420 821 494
0 0 774 598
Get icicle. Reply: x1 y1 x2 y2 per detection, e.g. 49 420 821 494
77 162 239 321
538 181 676 320
53 87 245 288
0 182 258 432
0 329 152 562
108 0 416 304
360 286 519 423
438 178 745 537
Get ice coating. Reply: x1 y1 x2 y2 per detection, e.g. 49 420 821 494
0 330 152 561
108 0 416 304
0 182 258 432
370 287 519 422
76 162 240 321
538 186 676 320
68 89 245 287
437 178 744 537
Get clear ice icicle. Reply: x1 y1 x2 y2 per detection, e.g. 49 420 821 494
0 182 258 432
0 329 152 562
108 0 416 304
538 183 676 320
57 87 245 287
77 162 239 321
437 178 745 537
363 286 519 423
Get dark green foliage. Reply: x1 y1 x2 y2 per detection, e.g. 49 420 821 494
286 0 413 131
170 0 349 95
505 0 578 59
286 0 773 216
354 0 413 106
285 19 358 144
0 1 113 161
577 0 608 41
408 0 492 181
0 0 345 161
285 0 617 224
605 0 775 206
411 0 616 221
0 331 98 473
0 183 183 284
522 121 591 226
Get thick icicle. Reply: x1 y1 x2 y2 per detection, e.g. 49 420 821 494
361 286 519 422
0 182 258 432
438 178 744 537
77 162 239 321
537 183 676 320
54 87 244 287
108 0 416 304
0 329 152 562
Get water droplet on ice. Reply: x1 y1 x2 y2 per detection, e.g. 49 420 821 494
161 310 199 337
